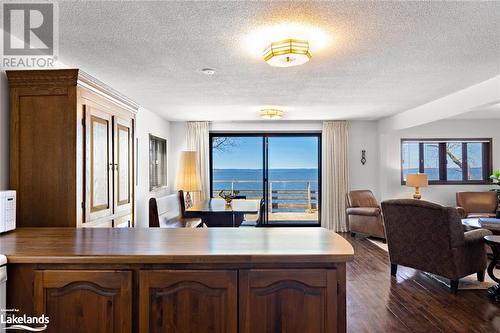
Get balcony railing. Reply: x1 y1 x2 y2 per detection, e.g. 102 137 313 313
212 180 319 213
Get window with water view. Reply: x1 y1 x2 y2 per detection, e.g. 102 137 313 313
401 138 492 184
210 134 321 225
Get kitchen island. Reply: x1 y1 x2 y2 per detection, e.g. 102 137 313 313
0 227 354 333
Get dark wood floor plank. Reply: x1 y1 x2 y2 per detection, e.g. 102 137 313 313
344 234 500 333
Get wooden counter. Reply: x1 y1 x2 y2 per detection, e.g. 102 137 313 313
1 227 354 333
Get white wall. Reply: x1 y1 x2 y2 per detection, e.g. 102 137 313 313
348 121 379 198
0 70 9 190
378 119 500 206
210 121 322 133
135 107 171 227
168 120 380 198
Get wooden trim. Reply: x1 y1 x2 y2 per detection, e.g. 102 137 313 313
6 69 138 113
6 69 79 87
336 263 346 333
327 268 339 333
78 70 139 112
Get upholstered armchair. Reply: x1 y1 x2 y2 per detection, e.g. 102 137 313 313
346 190 386 240
381 199 492 294
456 191 499 218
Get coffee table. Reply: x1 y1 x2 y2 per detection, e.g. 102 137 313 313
462 218 500 234
484 235 500 302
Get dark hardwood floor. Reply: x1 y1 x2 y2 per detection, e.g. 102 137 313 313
343 233 500 333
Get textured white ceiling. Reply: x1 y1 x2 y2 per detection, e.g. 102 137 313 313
56 1 500 121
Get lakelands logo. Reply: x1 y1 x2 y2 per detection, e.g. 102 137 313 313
1 309 49 331
1 1 58 68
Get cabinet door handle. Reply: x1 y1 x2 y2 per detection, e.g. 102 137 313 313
108 163 114 170
114 163 119 170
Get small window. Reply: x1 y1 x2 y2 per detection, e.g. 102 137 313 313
149 134 167 191
401 139 492 184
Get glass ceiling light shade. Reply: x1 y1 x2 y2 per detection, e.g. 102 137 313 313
263 39 312 67
260 109 284 119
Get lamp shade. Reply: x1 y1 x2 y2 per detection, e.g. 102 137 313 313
406 173 428 188
176 151 201 192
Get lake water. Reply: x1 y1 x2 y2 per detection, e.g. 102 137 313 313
404 168 484 181
213 168 319 212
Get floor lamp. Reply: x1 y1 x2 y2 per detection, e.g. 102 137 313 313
177 151 202 208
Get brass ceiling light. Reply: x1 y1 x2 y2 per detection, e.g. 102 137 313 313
263 39 311 67
260 109 284 119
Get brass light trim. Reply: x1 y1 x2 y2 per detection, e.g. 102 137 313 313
260 109 284 119
263 39 312 67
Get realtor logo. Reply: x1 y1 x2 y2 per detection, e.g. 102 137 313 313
1 2 58 68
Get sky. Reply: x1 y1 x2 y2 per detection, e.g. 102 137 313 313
213 136 319 169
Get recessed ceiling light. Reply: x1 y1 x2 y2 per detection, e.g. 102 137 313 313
260 109 284 119
201 68 216 75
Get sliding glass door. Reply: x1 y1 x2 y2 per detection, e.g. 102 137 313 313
267 136 320 225
210 133 321 226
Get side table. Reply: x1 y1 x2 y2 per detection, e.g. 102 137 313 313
484 235 500 302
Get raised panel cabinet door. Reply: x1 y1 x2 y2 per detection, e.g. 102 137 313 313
139 270 237 333
239 269 338 333
114 116 133 214
34 270 132 333
84 104 114 222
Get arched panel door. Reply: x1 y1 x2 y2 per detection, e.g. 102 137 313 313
239 269 338 333
139 270 237 333
34 270 132 333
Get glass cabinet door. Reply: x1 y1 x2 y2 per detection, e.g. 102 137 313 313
114 117 133 213
85 105 113 221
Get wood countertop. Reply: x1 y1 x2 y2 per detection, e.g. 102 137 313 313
0 227 354 264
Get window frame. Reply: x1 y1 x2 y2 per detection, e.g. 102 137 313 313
400 138 493 185
209 132 322 227
149 134 168 192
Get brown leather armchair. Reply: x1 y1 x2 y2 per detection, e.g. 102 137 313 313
456 191 499 218
381 199 492 294
346 190 386 240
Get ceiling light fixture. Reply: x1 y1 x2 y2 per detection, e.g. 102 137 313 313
243 23 331 60
260 109 284 119
263 39 311 67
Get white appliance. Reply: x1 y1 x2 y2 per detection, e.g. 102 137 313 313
0 255 6 331
0 191 16 234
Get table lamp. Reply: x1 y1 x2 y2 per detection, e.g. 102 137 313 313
176 151 201 208
406 173 428 200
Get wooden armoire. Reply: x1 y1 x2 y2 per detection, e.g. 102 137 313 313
7 69 137 228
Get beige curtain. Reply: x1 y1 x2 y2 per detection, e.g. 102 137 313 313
321 121 349 232
186 121 210 201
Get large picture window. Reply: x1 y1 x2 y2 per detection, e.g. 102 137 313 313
401 138 492 184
